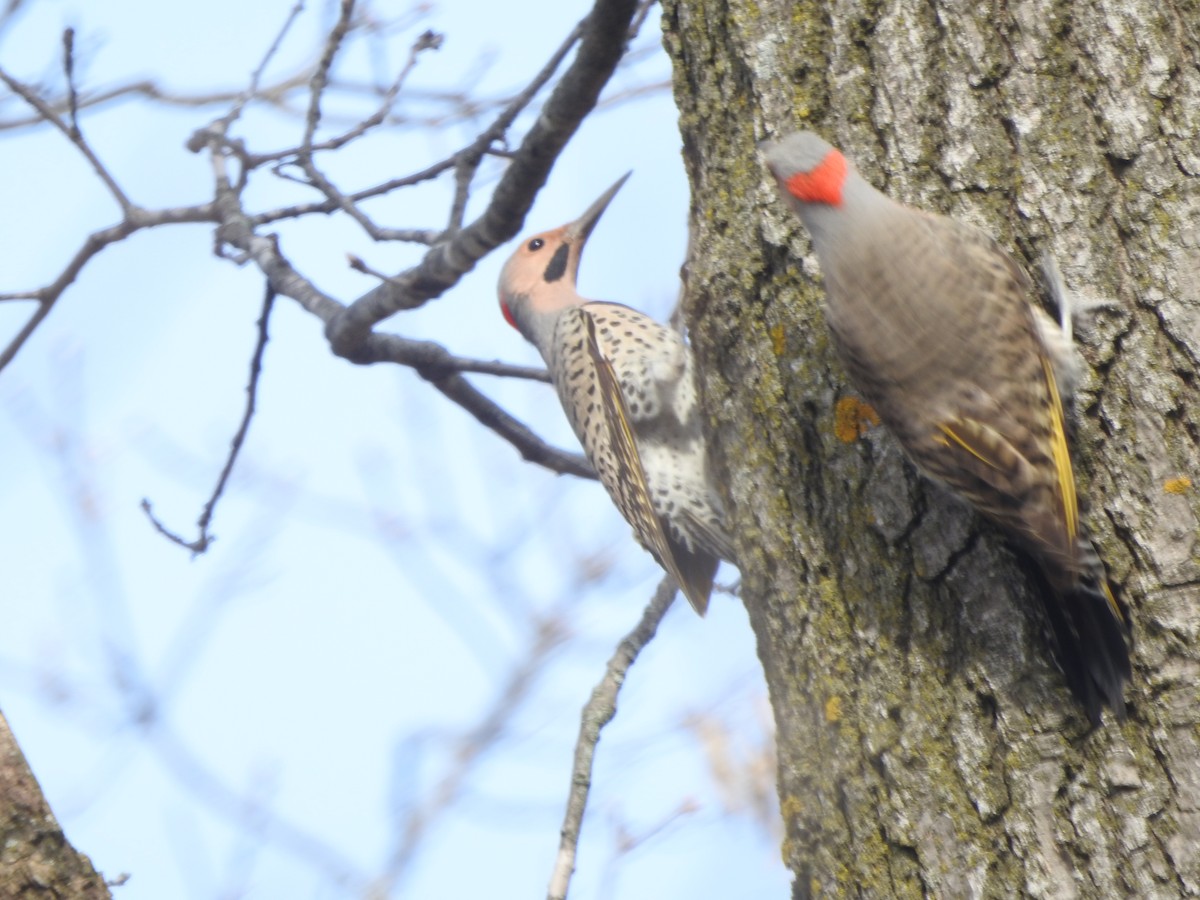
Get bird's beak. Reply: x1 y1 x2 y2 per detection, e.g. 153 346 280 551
565 172 632 245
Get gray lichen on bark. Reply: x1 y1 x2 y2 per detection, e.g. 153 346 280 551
661 0 1200 895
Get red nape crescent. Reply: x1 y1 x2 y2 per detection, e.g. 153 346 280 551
500 300 518 330
785 149 848 207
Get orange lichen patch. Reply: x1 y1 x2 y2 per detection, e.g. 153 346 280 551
824 695 842 724
833 396 880 443
1164 476 1192 495
770 322 786 356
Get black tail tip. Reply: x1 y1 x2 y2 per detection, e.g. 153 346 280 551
1038 575 1133 727
1079 674 1128 729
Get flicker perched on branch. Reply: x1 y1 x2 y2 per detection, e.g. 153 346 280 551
498 175 734 614
762 131 1131 723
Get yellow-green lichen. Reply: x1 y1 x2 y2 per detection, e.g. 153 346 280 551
824 695 843 724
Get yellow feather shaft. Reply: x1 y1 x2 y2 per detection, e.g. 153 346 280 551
1041 357 1078 540
937 422 1002 471
1102 581 1126 625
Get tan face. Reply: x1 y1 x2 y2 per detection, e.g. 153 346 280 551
497 173 629 331
498 224 575 328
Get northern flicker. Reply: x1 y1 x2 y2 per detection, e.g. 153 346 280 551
761 131 1132 723
498 175 734 614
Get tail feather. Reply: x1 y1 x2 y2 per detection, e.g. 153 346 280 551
678 507 738 567
667 534 721 616
1030 561 1132 725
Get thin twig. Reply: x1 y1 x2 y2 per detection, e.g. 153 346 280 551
0 303 53 372
0 76 502 133
297 27 442 162
0 65 131 211
0 205 217 373
61 27 79 137
290 25 444 243
419 357 550 382
596 79 670 109
0 74 307 131
628 0 657 39
427 373 594 478
302 0 355 152
141 285 278 554
249 155 457 228
222 1 310 135
247 3 306 98
547 576 677 900
446 153 476 234
0 17 664 135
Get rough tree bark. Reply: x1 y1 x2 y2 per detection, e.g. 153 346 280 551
662 0 1200 896
0 712 111 898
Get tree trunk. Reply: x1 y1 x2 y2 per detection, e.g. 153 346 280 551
0 712 112 897
661 0 1200 896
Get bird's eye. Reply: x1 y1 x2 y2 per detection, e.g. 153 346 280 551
528 238 544 251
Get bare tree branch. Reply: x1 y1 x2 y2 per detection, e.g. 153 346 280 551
326 0 640 356
0 74 668 134
427 373 595 478
0 205 217 373
206 0 309 142
248 156 455 230
0 4 664 136
302 0 356 152
409 354 552 383
291 20 446 243
3 0 643 473
200 146 595 477
245 6 588 250
246 2 307 107
0 74 306 131
297 29 442 160
0 64 130 211
628 0 658 37
354 332 592 476
547 576 677 900
141 285 278 554
61 27 79 136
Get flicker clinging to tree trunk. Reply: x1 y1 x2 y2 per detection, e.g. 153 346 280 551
498 175 735 614
761 130 1132 724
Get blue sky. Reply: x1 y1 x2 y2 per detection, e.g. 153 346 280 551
0 2 787 897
